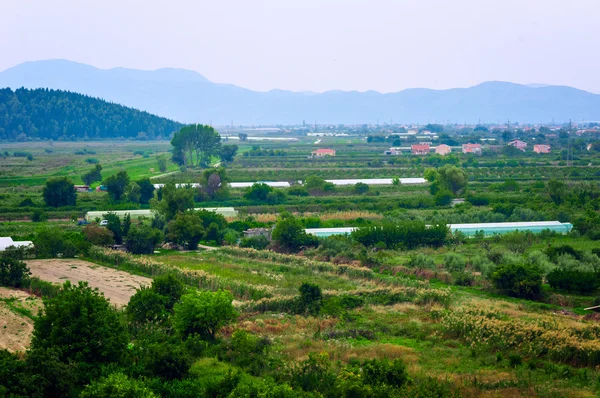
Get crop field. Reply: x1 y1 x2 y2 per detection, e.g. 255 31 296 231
3 133 600 397
0 287 41 352
26 259 151 306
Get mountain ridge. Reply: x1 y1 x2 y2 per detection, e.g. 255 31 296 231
1 59 599 124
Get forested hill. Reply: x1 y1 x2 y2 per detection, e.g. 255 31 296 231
0 87 183 141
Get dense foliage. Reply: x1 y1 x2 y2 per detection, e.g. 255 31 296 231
0 87 182 140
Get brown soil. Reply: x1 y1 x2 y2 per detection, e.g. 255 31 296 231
0 287 41 352
26 259 152 307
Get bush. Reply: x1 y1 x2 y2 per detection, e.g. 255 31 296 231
43 177 76 207
546 245 581 262
491 263 543 300
31 209 47 222
362 358 408 389
31 281 128 385
353 182 369 194
443 253 467 272
352 222 448 250
406 253 436 269
288 186 309 196
83 225 115 246
272 214 318 252
296 282 322 315
0 252 30 287
173 290 237 340
126 225 163 254
152 274 185 310
80 372 156 398
127 286 169 324
239 235 270 250
434 190 453 206
547 269 600 294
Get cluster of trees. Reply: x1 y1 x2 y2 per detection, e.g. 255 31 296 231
171 124 221 168
103 171 155 204
242 146 287 157
0 88 182 141
351 222 449 250
42 169 156 207
243 183 286 204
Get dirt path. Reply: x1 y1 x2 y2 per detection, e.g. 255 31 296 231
0 287 41 352
26 259 152 307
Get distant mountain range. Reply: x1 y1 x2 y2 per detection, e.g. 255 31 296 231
1 59 599 125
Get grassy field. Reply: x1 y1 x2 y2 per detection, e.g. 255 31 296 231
83 245 600 397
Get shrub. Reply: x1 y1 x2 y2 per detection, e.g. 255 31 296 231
31 281 128 385
288 186 309 196
83 225 115 246
126 225 163 255
452 272 474 286
352 222 448 250
491 263 543 299
546 245 581 262
443 253 467 272
127 286 169 324
289 352 336 393
434 190 453 206
173 290 237 340
406 253 436 269
353 182 369 194
0 252 30 287
43 177 76 207
80 372 156 398
272 214 318 252
239 235 270 250
547 269 600 294
31 209 47 222
296 282 323 315
152 274 185 310
362 358 408 389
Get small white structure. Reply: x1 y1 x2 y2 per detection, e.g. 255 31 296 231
153 181 291 189
324 178 427 186
0 237 33 251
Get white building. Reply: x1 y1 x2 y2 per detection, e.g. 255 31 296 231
0 237 33 251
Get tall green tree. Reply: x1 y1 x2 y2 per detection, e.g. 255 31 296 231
173 290 237 340
167 212 205 249
31 281 128 381
103 212 123 244
82 164 103 186
272 214 318 252
547 179 567 206
157 154 168 172
125 225 163 254
151 183 195 221
425 165 468 195
43 177 76 207
170 124 221 168
104 170 130 202
137 178 156 204
220 144 238 162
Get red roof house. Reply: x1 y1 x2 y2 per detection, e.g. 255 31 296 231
411 144 430 155
533 144 551 154
311 148 336 157
508 140 527 151
462 143 482 154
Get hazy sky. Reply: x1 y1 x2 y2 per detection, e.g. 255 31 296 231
2 0 599 93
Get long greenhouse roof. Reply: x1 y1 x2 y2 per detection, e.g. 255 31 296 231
448 221 569 229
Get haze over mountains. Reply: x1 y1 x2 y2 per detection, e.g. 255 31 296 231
1 59 599 125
